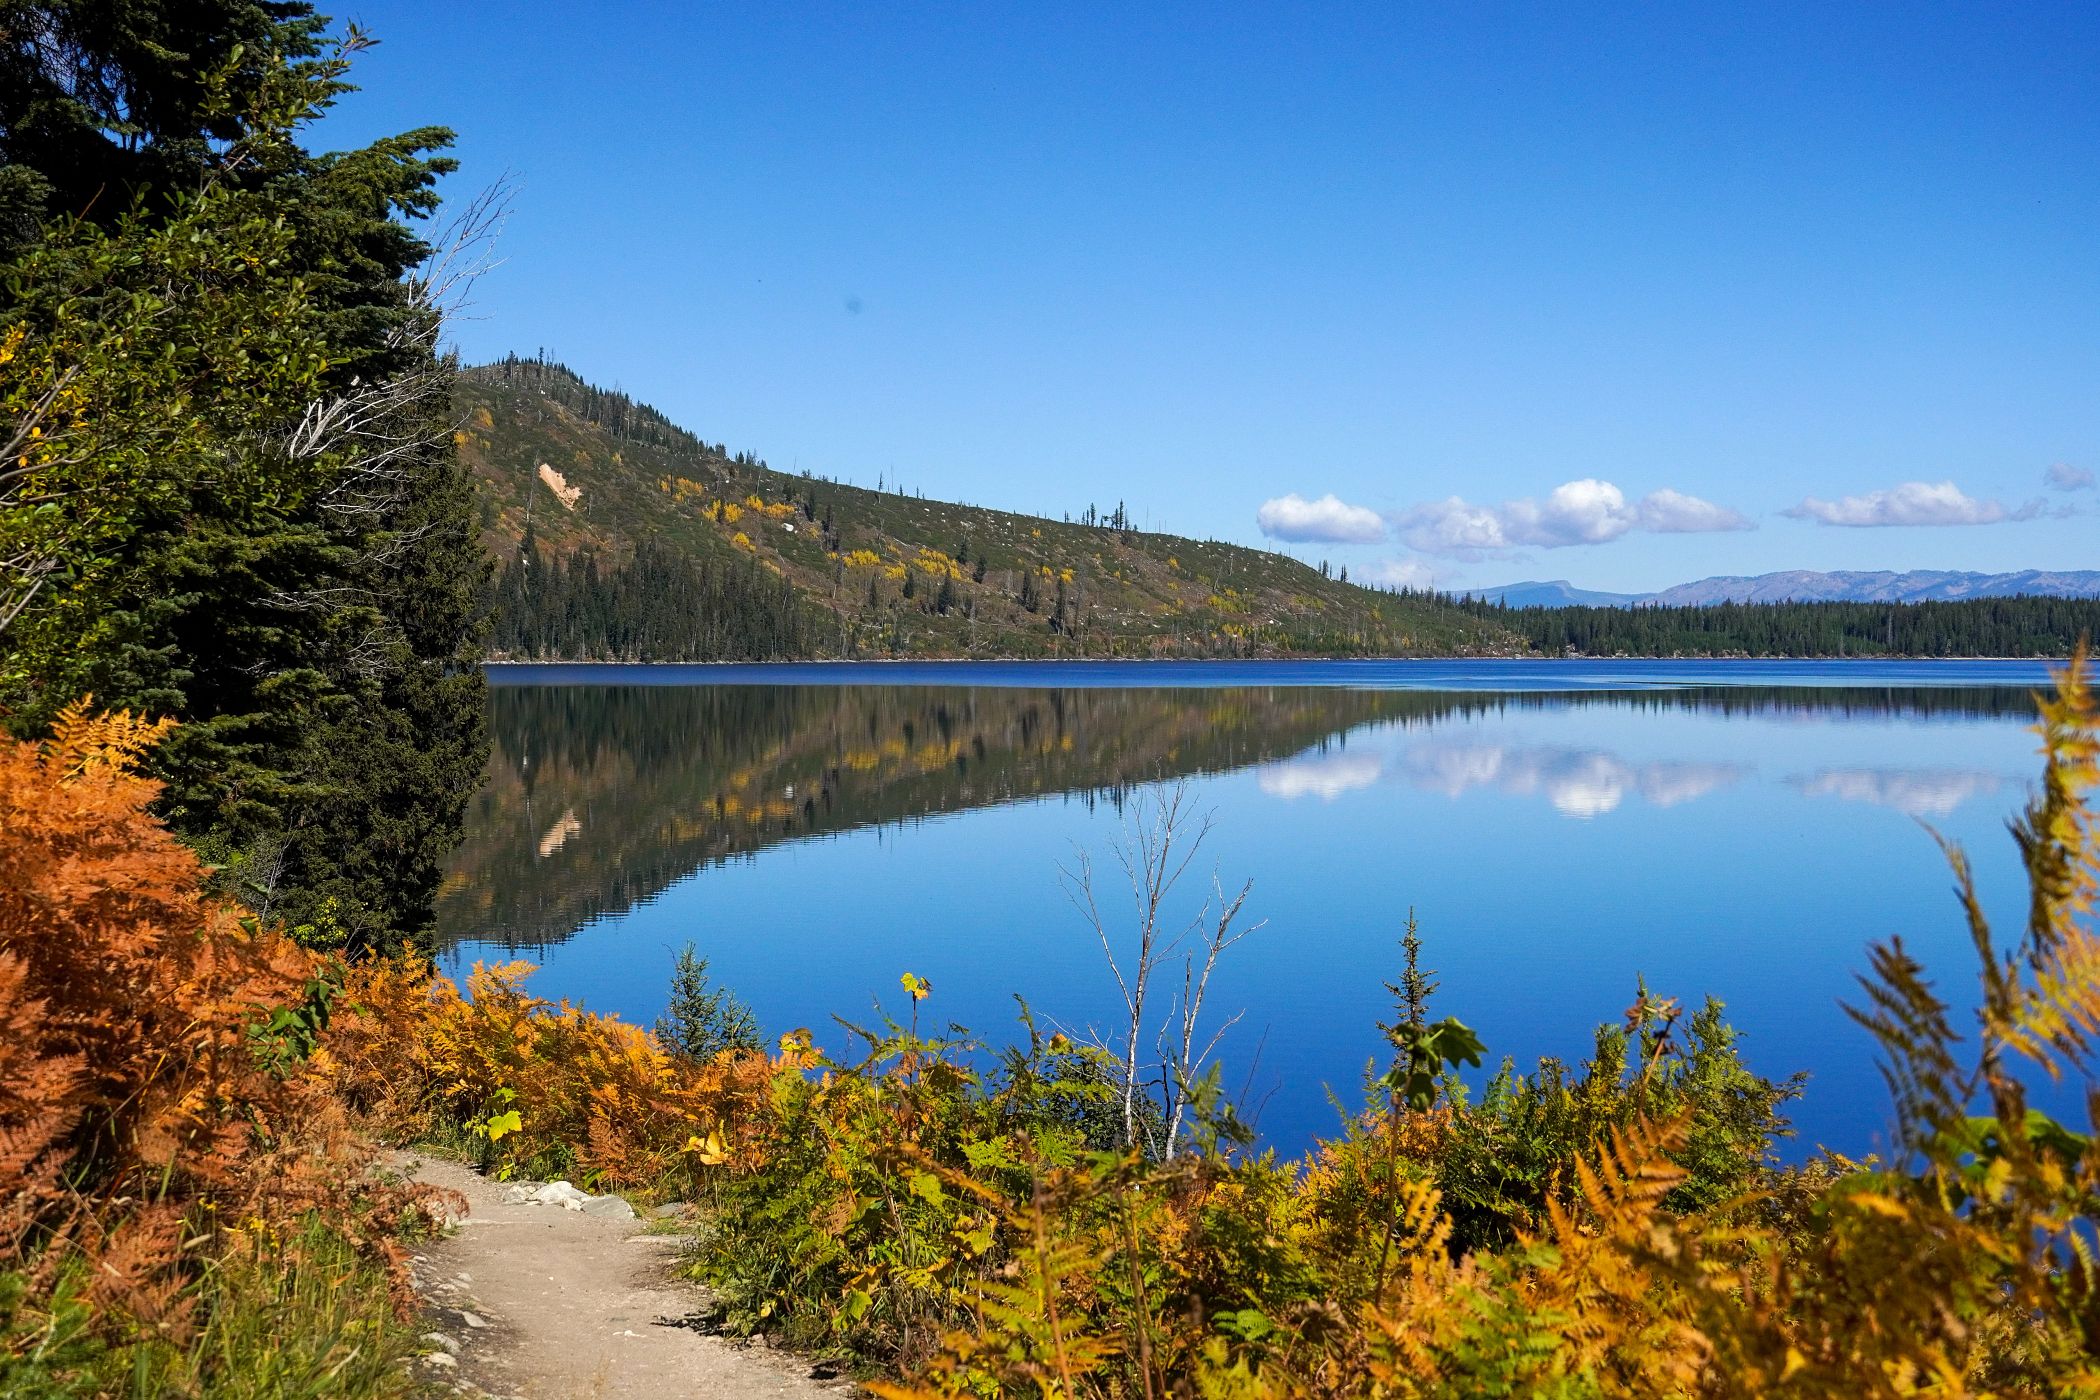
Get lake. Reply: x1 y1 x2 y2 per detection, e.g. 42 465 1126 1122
437 658 2063 1158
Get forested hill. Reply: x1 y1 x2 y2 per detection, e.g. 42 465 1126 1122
456 357 1506 659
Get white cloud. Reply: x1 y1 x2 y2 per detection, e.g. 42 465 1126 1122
1396 495 1516 555
1362 557 1439 589
1782 480 2024 528
1638 488 1752 534
2047 462 2095 493
1394 479 1751 558
1255 492 1386 544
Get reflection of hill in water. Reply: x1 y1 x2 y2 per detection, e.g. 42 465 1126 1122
437 682 2033 949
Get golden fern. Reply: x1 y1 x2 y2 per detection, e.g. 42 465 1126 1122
874 1167 1122 1400
1998 644 2100 1077
1845 935 1970 1162
1529 1112 1706 1386
39 696 176 781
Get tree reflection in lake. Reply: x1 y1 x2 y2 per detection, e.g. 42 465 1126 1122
440 678 2036 950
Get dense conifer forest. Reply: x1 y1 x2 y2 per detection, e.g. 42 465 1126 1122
1464 594 2100 658
489 539 819 660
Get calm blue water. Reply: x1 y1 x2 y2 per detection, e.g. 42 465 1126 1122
489 657 2050 691
442 659 2063 1159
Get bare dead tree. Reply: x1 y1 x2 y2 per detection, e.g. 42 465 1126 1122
282 176 512 490
1159 873 1258 1156
0 367 85 632
1060 782 1262 1156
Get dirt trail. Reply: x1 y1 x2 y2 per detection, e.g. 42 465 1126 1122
397 1154 853 1400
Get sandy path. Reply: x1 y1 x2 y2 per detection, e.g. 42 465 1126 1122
397 1154 853 1400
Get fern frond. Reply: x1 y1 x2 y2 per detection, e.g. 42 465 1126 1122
1570 1112 1690 1246
39 697 176 781
1994 645 2100 1079
2001 929 2100 1079
2015 642 2099 971
1845 937 1969 1161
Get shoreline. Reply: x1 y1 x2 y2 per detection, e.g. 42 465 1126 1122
481 653 2073 667
478 655 2065 692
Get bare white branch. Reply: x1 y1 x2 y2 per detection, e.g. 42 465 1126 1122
1064 781 1259 1157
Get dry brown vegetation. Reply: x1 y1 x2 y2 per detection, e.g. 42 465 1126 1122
0 704 450 1394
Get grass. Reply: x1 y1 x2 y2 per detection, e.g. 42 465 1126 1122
0 1217 427 1400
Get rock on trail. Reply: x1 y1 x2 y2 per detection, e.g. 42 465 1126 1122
397 1153 852 1399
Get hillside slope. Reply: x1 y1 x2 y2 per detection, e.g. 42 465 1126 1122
455 357 1508 659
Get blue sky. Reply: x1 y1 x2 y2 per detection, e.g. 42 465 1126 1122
323 3 2098 592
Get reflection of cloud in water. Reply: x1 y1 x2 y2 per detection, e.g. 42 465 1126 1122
1399 743 1745 819
1258 750 1384 801
1791 768 2006 817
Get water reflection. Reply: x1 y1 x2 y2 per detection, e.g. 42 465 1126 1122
1791 768 2009 816
1394 743 1746 818
441 684 1444 948
440 679 2038 949
1257 750 1385 801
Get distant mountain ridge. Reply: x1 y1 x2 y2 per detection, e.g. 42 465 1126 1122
1461 580 1645 608
1470 570 2100 609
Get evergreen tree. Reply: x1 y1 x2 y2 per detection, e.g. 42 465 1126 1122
0 6 488 953
654 944 761 1061
488 541 818 662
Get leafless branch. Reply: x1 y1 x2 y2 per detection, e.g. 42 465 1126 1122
1060 782 1259 1156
